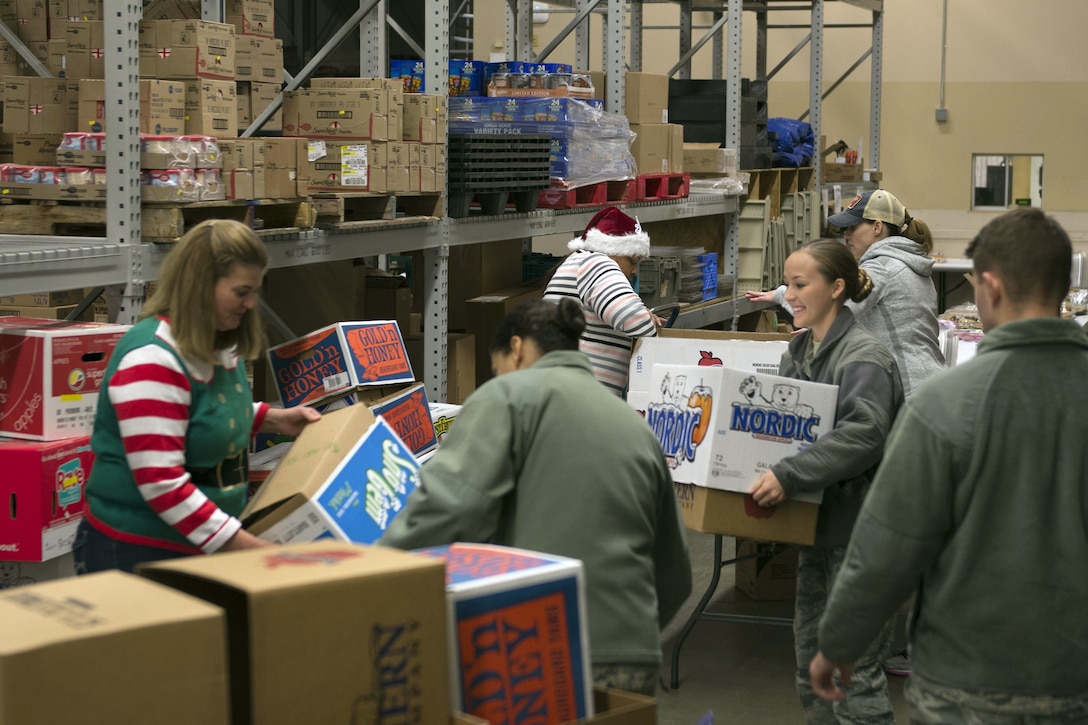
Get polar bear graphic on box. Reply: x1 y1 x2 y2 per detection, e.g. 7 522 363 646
771 383 814 418
660 372 689 407
739 375 773 406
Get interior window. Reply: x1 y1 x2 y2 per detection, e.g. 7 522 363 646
971 154 1044 210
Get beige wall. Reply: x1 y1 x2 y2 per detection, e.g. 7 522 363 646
475 0 1088 250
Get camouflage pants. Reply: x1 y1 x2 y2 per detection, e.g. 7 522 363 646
795 545 896 724
906 672 1088 724
592 663 659 696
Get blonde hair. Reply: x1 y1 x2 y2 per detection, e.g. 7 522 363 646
142 219 268 363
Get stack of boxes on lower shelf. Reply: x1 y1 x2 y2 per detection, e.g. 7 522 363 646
0 314 128 585
0 539 654 724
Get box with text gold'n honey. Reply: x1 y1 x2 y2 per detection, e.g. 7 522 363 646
414 543 595 725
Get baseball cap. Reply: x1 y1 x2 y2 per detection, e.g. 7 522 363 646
827 189 906 229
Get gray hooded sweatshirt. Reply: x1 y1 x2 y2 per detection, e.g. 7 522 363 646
773 236 946 396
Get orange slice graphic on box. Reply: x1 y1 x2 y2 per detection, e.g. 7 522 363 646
687 385 713 445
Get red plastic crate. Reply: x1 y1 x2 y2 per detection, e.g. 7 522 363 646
537 178 635 210
635 172 690 201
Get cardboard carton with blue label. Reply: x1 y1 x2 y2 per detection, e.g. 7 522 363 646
413 543 595 725
267 320 414 408
242 404 421 545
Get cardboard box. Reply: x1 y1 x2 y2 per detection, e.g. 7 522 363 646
734 538 798 601
293 88 389 140
427 402 461 444
1 77 75 134
629 123 671 175
267 320 414 408
140 0 200 19
667 122 685 173
226 0 274 38
0 290 84 306
414 543 595 724
261 135 302 168
299 138 385 192
10 133 64 165
464 284 545 386
0 435 92 561
242 405 421 544
403 94 442 142
140 542 449 725
56 19 104 79
624 72 669 124
447 240 525 331
683 142 737 174
0 317 128 440
183 78 238 136
644 363 836 499
675 482 818 546
138 19 235 80
629 329 792 396
0 304 91 321
364 271 412 331
366 382 437 456
236 79 281 131
405 333 476 406
1 0 48 44
234 34 282 82
822 162 863 184
0 571 230 724
76 78 186 135
222 167 253 199
218 137 262 170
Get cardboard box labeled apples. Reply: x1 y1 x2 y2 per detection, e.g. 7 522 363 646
0 317 128 440
0 435 93 561
267 320 414 408
645 362 835 499
629 329 791 396
414 543 595 725
140 543 449 725
0 571 230 724
242 404 421 545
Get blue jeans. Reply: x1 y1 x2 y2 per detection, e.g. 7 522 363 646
72 519 190 575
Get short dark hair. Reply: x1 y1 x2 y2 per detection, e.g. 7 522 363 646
966 208 1071 309
797 239 874 304
490 298 586 356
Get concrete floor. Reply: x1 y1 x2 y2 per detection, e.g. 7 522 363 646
653 530 910 725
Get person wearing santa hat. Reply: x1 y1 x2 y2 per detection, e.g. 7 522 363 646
544 206 666 396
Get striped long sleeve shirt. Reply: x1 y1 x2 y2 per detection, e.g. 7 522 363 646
85 317 268 554
544 251 658 396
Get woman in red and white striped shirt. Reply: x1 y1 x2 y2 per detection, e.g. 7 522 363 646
544 207 665 396
74 220 321 574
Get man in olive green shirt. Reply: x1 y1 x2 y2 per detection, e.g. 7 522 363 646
810 208 1088 722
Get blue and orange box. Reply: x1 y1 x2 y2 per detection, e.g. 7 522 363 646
267 320 415 408
414 543 594 725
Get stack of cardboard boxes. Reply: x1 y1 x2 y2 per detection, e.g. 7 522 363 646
0 315 128 586
625 72 685 176
0 0 287 201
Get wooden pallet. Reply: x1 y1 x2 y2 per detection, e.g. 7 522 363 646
313 192 444 226
0 198 316 242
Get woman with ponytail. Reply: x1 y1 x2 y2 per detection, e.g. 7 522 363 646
748 239 904 724
381 298 691 696
749 189 945 398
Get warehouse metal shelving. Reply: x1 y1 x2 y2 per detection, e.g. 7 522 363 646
0 0 883 398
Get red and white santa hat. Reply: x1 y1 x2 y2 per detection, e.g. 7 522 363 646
568 207 650 258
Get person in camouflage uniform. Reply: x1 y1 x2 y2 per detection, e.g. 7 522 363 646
750 240 904 723
809 209 1088 722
